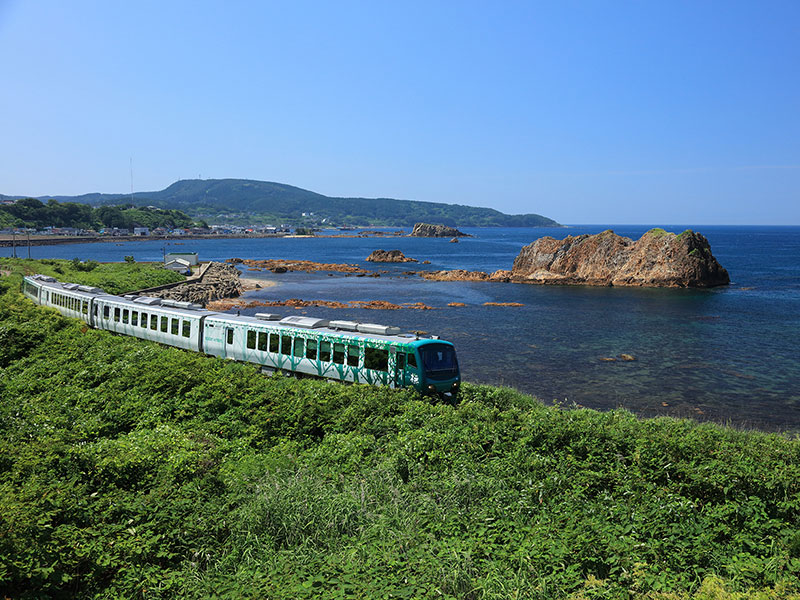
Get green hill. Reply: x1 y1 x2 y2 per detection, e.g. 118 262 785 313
8 178 562 227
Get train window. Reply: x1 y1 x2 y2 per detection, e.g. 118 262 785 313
319 341 331 362
104 306 110 319
408 353 418 368
247 330 256 349
122 309 129 324
269 333 279 353
347 345 359 367
182 321 191 338
293 338 305 358
114 307 121 322
258 331 268 351
161 316 168 333
171 318 179 336
306 339 318 360
281 335 292 355
93 305 98 317
131 311 138 326
226 328 234 344
140 312 148 328
82 301 89 315
365 347 389 372
397 352 406 369
333 343 345 365
151 314 158 330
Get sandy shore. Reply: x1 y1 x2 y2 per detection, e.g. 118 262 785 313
240 277 278 291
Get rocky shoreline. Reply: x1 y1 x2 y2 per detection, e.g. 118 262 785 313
137 228 729 310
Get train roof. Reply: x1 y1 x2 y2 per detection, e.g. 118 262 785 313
204 312 444 346
27 274 106 296
26 275 449 346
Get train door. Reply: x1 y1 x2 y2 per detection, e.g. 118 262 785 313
224 326 235 358
392 348 418 389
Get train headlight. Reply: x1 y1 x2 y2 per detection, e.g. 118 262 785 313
451 382 459 391
427 384 436 393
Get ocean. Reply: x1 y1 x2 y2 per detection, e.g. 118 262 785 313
4 225 799 432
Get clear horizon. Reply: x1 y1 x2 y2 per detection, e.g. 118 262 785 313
1 1 798 225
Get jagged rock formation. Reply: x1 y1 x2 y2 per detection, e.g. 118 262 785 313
148 262 244 305
420 269 512 282
365 249 418 263
409 223 471 238
511 229 729 287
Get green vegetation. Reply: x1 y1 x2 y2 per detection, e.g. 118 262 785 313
5 179 562 228
645 228 672 238
0 258 184 295
1 261 799 599
0 198 200 230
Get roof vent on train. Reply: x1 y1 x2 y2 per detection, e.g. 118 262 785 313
62 283 80 290
357 323 402 336
161 299 198 310
279 316 329 329
34 275 56 282
77 285 103 293
133 297 162 305
329 320 359 332
255 313 282 321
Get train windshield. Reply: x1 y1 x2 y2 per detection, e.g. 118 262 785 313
419 343 459 381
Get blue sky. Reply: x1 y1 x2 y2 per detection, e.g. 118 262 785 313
1 0 798 224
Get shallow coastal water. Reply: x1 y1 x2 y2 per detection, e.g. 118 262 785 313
5 225 799 432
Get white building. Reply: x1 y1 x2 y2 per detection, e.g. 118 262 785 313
164 252 199 266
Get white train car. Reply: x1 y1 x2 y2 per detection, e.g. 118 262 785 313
93 295 210 352
23 275 103 325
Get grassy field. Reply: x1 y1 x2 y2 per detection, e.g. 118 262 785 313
0 260 799 599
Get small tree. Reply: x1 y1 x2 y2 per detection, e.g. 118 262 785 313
124 255 135 264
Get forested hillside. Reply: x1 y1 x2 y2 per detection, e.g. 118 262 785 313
0 198 200 230
1 259 798 599
3 178 562 227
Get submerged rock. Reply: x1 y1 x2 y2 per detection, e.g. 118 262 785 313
409 223 471 238
511 229 729 287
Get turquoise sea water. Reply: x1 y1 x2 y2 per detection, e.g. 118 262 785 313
4 225 799 432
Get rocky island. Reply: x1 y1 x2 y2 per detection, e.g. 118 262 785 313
512 229 729 287
366 249 418 263
409 223 471 238
423 229 730 288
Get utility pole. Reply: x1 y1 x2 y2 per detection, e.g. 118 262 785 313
11 230 16 258
27 231 31 259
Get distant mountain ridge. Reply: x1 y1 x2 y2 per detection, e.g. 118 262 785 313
1 178 561 228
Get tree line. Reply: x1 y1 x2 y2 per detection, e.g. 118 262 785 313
0 198 204 230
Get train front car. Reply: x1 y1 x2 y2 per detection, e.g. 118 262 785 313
413 339 460 399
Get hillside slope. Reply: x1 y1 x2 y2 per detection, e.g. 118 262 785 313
5 178 562 227
1 259 799 599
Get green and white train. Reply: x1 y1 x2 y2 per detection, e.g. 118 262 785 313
22 274 461 397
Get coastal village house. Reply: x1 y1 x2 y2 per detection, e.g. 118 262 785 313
164 258 193 273
164 252 199 266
